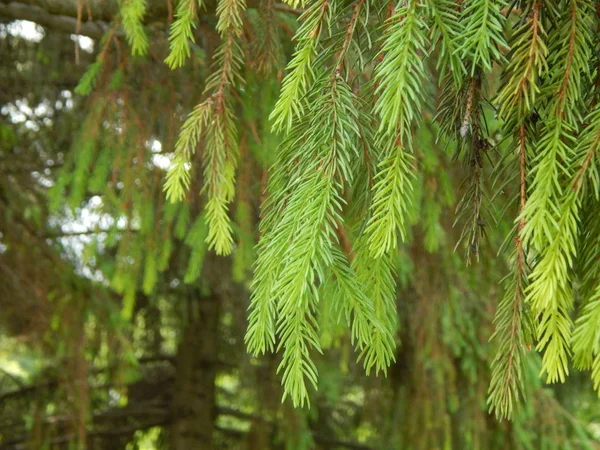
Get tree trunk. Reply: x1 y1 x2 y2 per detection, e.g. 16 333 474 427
170 290 220 450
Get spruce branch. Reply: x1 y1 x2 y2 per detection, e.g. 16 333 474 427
496 1 548 121
119 0 149 56
164 0 246 255
333 0 365 73
488 123 534 420
164 0 202 69
365 141 415 258
520 0 595 383
252 0 282 74
249 74 372 406
270 0 330 132
423 0 464 83
458 0 509 74
567 106 600 376
439 73 492 263
373 0 428 139
364 0 427 258
352 241 397 375
164 102 210 203
74 21 119 96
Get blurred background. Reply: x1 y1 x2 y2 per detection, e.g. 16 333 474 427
1 4 600 450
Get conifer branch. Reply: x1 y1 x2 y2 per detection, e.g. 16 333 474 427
74 21 119 95
365 141 414 258
423 0 464 82
454 83 487 263
373 0 427 139
496 1 547 120
334 0 364 73
269 0 329 132
249 74 370 406
521 0 595 383
252 0 282 74
365 0 427 258
164 0 246 255
439 73 491 263
567 106 600 379
164 0 201 69
119 0 148 55
64 0 600 417
459 0 508 74
352 242 397 375
488 123 533 419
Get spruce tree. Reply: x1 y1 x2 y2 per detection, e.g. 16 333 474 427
2 0 600 447
70 0 600 417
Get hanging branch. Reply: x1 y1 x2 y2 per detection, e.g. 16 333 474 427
488 122 534 419
365 0 427 257
487 0 548 419
164 0 246 255
522 0 595 384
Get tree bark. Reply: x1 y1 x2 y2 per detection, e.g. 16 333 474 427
170 289 220 450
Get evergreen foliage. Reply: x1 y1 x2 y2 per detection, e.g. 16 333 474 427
137 0 600 417
119 0 149 56
164 0 246 255
4 2 600 447
164 0 202 69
